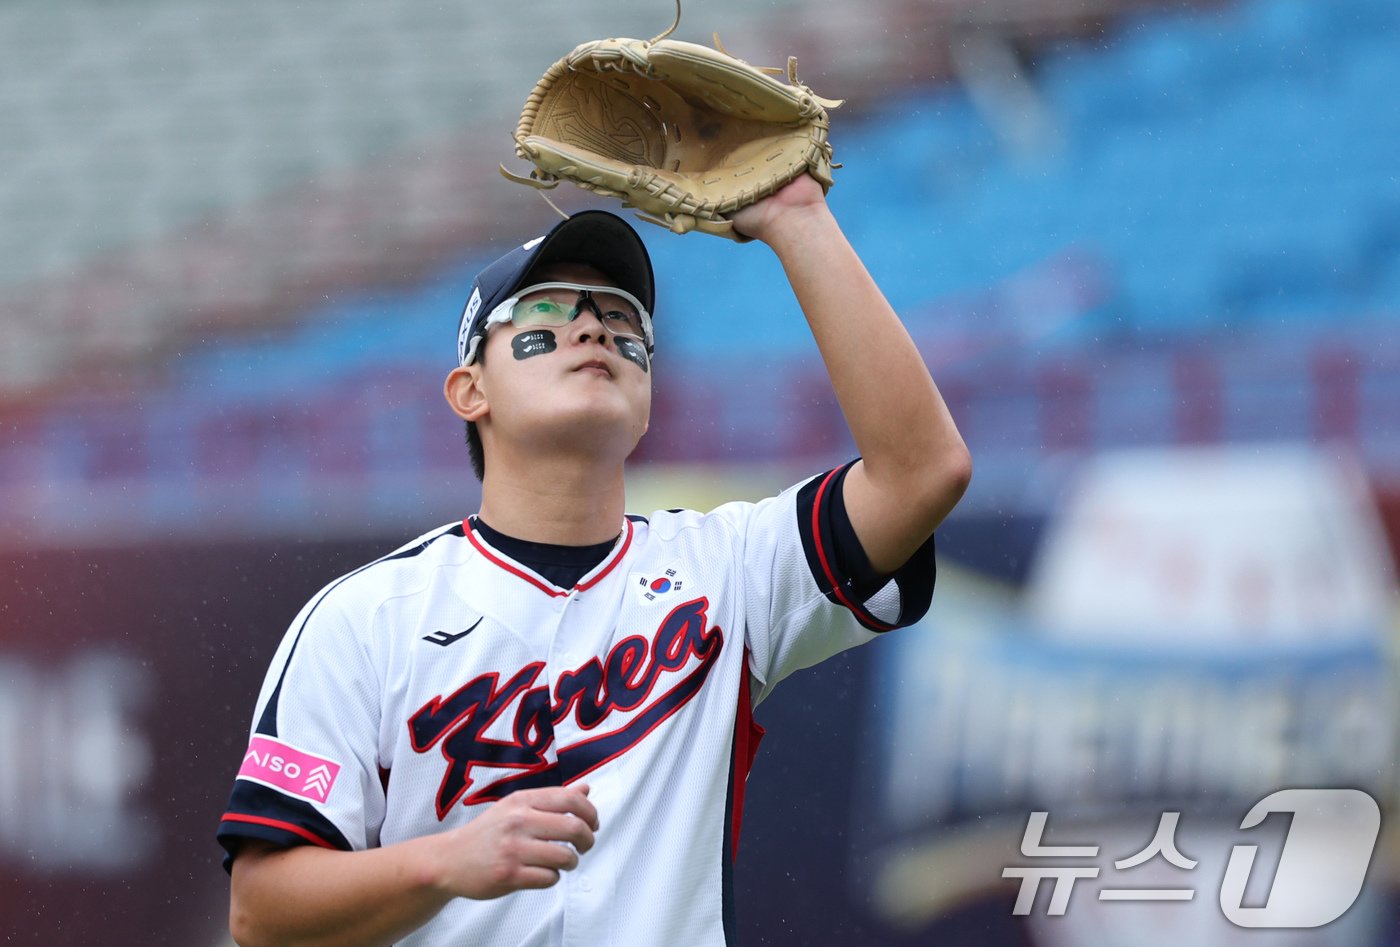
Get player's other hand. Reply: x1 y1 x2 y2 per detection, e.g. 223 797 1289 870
729 172 829 245
432 784 599 900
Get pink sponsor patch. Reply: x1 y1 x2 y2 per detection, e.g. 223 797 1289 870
238 735 342 803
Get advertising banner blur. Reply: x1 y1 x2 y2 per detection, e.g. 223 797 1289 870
0 538 387 945
863 444 1400 944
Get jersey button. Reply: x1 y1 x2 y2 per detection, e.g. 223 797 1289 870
579 878 592 893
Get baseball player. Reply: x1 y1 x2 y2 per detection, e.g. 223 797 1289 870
219 174 970 946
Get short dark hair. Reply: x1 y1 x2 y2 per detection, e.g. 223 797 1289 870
465 419 484 482
464 343 486 481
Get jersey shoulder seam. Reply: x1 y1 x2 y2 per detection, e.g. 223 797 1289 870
644 504 747 545
291 522 469 646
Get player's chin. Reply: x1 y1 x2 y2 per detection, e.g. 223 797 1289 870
546 395 646 434
566 372 648 412
546 417 646 461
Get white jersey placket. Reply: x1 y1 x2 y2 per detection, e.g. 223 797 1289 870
542 562 620 946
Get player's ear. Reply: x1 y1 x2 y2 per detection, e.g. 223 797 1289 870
444 365 489 423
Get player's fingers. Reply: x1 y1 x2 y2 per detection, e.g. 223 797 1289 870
568 784 599 830
570 791 599 833
510 865 564 890
531 811 596 853
528 785 600 830
520 838 581 872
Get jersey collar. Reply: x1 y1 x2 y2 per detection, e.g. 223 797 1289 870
462 516 634 597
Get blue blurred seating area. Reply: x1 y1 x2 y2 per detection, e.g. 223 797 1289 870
3 0 1397 542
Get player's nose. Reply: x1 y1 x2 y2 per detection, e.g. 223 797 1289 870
568 305 614 348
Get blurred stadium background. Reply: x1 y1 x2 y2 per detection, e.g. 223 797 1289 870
2 0 1397 943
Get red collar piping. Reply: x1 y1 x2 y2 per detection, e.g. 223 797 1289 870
462 517 634 597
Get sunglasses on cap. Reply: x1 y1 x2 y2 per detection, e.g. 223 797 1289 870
473 282 654 362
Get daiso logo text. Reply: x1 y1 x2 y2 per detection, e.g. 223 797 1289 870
247 749 300 779
237 735 341 803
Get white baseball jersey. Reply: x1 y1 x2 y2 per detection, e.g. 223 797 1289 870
219 461 936 945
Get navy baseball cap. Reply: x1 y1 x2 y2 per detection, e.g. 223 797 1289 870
456 210 655 366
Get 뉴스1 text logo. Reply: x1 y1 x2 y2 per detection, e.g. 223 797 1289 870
1002 788 1381 928
238 735 342 803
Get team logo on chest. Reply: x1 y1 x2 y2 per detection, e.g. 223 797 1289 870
407 596 723 819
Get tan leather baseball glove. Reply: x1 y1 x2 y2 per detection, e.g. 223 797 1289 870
500 25 842 241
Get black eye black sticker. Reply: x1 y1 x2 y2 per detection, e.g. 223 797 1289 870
512 330 557 360
615 338 649 373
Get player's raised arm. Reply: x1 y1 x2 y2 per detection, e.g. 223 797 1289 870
730 175 971 576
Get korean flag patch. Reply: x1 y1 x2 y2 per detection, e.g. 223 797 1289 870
632 567 684 603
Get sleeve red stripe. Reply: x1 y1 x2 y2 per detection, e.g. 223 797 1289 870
812 465 896 627
809 469 842 592
220 813 338 850
810 468 896 632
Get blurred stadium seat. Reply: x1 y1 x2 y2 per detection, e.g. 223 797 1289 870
1 0 1397 544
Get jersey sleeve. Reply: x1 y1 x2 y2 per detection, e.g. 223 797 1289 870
720 459 937 704
216 578 386 873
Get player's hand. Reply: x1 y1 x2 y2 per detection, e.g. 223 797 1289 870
729 173 829 245
431 784 599 900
